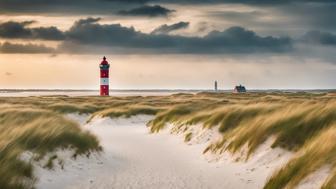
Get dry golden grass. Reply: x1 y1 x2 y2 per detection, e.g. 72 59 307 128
0 107 101 189
1 92 336 189
265 126 336 189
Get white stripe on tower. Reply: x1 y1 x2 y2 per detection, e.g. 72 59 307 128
100 78 109 85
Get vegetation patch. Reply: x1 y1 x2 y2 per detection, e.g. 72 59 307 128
1 92 336 189
0 107 101 189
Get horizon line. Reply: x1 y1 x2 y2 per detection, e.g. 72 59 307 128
1 89 336 92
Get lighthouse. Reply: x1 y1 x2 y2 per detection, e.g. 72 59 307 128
100 56 110 96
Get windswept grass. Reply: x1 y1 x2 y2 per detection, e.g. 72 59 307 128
144 92 336 189
0 107 101 189
90 105 162 120
1 92 336 189
265 125 336 189
47 103 101 114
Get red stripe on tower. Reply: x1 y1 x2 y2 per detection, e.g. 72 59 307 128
99 56 110 96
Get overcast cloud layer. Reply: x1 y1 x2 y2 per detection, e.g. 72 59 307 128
0 18 293 54
0 0 335 57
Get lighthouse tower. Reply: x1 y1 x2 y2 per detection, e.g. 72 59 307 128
99 56 110 96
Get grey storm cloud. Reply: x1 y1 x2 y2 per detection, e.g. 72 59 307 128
58 18 292 54
0 17 294 54
0 0 335 15
208 10 264 24
0 21 65 40
6 17 336 54
117 5 174 17
151 22 189 35
0 42 55 53
206 3 336 32
0 0 132 14
301 31 336 46
0 0 168 15
275 3 336 31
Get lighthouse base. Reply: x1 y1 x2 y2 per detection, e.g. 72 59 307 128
100 85 109 96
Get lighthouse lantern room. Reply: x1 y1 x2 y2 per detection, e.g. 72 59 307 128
100 56 110 96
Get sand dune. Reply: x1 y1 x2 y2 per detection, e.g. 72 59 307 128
34 114 322 189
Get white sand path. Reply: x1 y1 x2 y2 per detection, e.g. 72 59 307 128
35 115 294 189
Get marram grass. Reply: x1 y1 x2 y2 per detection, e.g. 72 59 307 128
1 92 336 189
0 107 101 189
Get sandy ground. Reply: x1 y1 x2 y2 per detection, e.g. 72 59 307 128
34 114 315 189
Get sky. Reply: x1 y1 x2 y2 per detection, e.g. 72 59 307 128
0 0 336 90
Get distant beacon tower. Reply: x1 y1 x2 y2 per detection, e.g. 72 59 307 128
214 80 218 92
99 56 110 96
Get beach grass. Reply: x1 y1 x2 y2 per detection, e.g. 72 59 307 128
1 92 336 188
0 107 101 189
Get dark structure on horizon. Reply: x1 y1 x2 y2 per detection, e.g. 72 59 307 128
233 84 246 93
214 81 218 92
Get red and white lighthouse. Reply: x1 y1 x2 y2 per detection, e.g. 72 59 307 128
99 56 110 96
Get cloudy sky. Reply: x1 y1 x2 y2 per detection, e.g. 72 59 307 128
0 0 336 89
